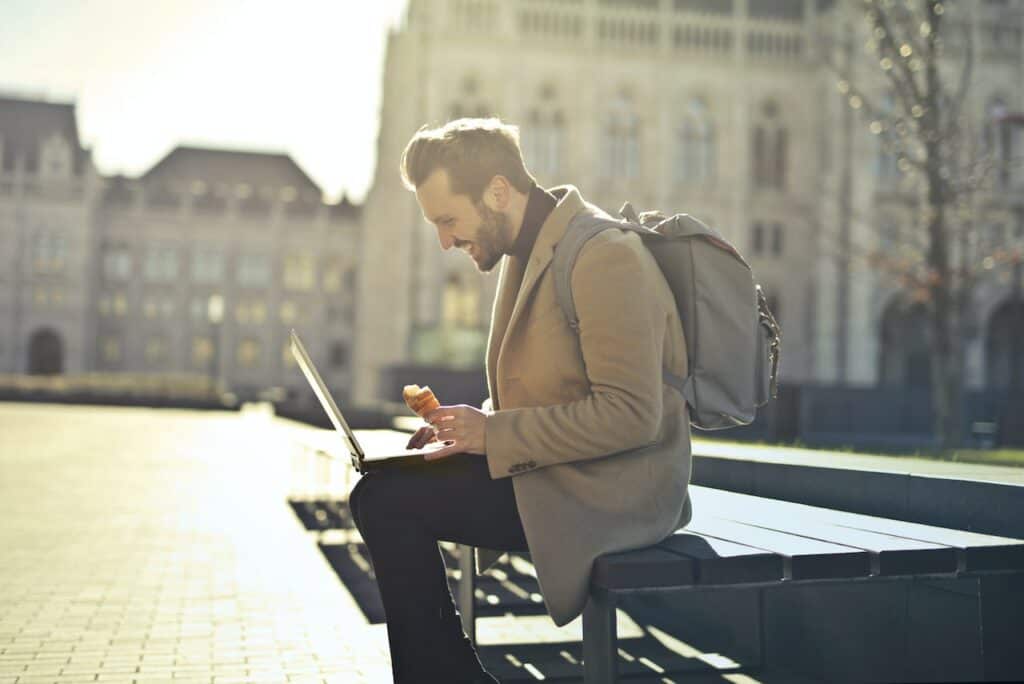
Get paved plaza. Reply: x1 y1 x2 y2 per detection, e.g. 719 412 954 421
0 402 833 683
0 402 397 683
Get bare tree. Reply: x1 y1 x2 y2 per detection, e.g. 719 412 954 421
819 0 1023 451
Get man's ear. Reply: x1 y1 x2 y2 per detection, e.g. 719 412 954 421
482 175 511 212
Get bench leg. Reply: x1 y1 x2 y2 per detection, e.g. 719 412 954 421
583 589 617 684
457 544 476 646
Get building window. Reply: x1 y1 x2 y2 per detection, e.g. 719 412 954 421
987 300 1024 390
752 222 783 256
32 233 67 274
771 223 784 256
191 336 214 367
522 84 564 179
237 253 271 287
142 296 174 319
144 336 169 365
189 297 206 321
40 134 71 179
329 341 350 369
143 246 178 282
283 253 315 291
191 250 225 283
603 90 640 179
675 98 714 183
101 337 121 364
103 249 132 281
237 339 262 368
752 99 787 189
280 300 298 324
235 300 267 325
322 259 345 292
442 272 481 329
450 74 492 120
751 222 765 254
985 97 1014 188
880 301 930 388
112 292 127 316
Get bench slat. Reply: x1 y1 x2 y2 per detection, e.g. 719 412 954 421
685 515 872 580
656 532 784 585
691 486 1024 573
591 547 696 590
691 489 957 576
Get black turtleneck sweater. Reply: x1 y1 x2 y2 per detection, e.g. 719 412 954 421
507 183 557 262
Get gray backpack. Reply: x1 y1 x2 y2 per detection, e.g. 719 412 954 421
552 201 781 430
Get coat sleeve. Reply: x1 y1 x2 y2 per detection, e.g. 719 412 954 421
484 234 666 480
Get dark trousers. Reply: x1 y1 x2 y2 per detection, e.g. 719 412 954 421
348 452 530 683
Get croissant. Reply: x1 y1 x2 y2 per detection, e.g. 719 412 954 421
402 384 440 418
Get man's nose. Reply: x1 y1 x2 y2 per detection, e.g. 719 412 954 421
437 228 455 250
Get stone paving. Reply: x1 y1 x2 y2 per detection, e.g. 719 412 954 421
0 401 827 684
0 402 394 684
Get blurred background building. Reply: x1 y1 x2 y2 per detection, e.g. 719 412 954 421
355 0 1024 419
2 0 1022 444
0 95 361 405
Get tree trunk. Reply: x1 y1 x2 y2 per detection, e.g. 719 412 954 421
923 0 962 452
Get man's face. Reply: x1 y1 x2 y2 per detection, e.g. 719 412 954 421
416 168 511 273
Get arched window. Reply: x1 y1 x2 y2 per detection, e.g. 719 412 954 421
752 99 787 189
27 327 63 375
985 97 1012 188
522 83 564 178
40 134 72 179
603 90 639 179
675 98 714 183
879 301 931 388
986 300 1024 390
442 272 481 329
450 75 492 120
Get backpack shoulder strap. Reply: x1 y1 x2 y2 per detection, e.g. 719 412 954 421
551 210 646 332
553 206 691 404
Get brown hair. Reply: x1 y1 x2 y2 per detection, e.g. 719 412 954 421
400 117 535 200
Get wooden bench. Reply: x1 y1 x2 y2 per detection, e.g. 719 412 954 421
456 484 1024 683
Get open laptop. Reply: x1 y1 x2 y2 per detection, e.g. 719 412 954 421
289 329 445 473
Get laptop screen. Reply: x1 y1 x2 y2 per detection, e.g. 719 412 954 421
289 329 364 471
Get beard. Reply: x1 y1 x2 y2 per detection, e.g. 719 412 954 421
468 202 511 273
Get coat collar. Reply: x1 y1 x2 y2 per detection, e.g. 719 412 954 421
488 185 586 386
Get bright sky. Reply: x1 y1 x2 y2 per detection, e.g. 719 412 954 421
0 0 408 203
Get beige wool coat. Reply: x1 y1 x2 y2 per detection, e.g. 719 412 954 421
475 185 693 627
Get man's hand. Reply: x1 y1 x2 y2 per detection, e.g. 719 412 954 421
415 404 489 461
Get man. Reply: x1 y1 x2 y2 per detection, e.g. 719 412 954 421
348 118 693 683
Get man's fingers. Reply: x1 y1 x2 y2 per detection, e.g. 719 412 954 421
425 407 450 423
424 443 457 461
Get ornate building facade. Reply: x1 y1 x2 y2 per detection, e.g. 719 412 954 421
355 0 1024 404
0 96 361 403
3 1 1021 413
